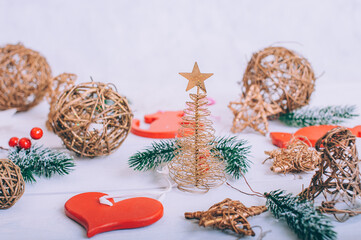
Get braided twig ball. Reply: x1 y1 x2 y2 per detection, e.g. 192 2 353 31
301 127 361 203
242 46 316 114
0 44 52 111
0 159 25 209
49 82 133 157
299 127 361 219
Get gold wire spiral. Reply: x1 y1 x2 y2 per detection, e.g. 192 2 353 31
168 88 225 193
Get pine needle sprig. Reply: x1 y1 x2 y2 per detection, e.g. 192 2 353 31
266 190 336 240
128 136 251 179
129 140 179 171
211 136 251 179
279 105 358 127
8 144 75 182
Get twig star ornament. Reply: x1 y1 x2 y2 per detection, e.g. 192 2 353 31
229 85 282 135
168 62 225 193
185 198 267 236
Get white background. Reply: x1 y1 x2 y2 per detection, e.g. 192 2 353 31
0 0 361 239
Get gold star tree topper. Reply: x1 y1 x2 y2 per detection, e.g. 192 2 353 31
179 62 213 93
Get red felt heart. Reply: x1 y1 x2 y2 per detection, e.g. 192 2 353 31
64 192 164 238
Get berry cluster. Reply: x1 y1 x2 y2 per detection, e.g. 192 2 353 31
8 127 43 149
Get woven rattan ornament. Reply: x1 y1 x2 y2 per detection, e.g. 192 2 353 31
49 82 133 157
264 138 321 173
0 159 25 209
229 85 282 135
168 62 226 193
300 127 361 219
241 46 316 114
0 43 75 112
46 73 77 130
185 198 267 236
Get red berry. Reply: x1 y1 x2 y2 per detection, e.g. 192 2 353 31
8 137 19 147
30 127 43 140
19 138 31 149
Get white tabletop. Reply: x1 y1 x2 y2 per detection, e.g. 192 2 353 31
1 1 361 239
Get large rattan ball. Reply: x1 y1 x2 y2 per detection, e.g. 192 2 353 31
0 159 25 209
241 46 316 114
0 44 52 111
49 82 133 157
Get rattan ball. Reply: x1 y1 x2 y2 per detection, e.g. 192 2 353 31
241 46 316 114
49 82 133 157
0 159 25 209
301 127 361 203
0 43 52 111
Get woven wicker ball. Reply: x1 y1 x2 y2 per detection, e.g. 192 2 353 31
49 82 133 157
0 159 25 209
0 44 52 111
301 127 361 203
241 46 316 114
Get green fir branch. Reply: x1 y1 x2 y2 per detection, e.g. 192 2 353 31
8 144 75 183
266 190 336 240
128 136 251 179
279 105 358 127
129 140 179 171
210 136 251 179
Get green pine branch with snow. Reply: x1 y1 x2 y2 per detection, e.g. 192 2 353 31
8 144 75 182
266 190 336 240
129 136 251 179
279 105 358 127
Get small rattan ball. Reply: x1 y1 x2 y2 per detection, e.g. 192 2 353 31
0 159 25 209
241 46 316 114
49 82 133 157
0 43 52 111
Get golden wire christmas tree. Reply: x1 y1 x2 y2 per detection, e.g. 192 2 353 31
168 62 225 193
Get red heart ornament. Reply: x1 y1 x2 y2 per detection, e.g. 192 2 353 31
64 192 164 238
